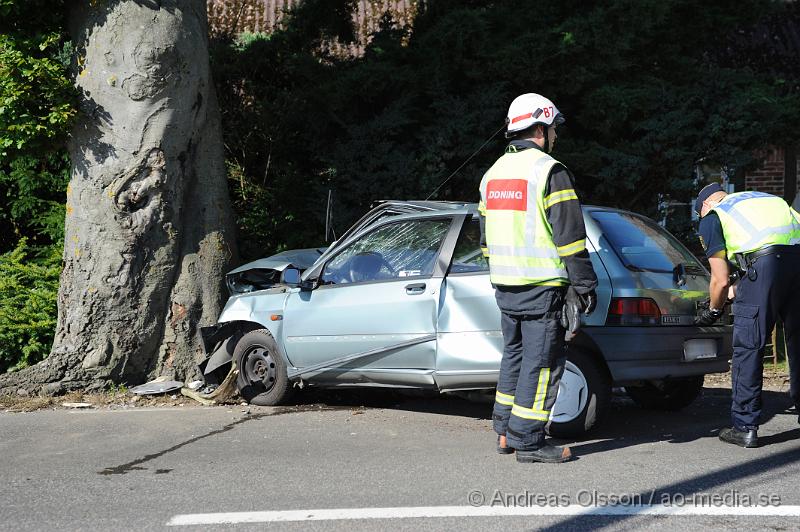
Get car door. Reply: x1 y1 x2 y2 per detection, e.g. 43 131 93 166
435 216 503 390
282 215 459 383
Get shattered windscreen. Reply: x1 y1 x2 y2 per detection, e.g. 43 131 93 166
320 218 451 284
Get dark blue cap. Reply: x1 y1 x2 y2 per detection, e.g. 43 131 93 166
694 183 725 215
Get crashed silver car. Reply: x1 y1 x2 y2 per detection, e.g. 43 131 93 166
200 201 732 436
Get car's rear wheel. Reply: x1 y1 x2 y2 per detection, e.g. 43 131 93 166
234 329 294 406
625 376 704 411
546 349 611 438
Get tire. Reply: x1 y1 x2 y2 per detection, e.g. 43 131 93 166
625 375 704 411
234 329 294 406
546 349 612 438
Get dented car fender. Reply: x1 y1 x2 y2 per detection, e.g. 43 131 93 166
198 287 294 382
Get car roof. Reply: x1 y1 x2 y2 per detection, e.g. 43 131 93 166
332 200 646 254
370 200 475 213
369 200 618 217
302 200 666 281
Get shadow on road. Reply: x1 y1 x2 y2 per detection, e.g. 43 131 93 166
538 421 800 531
293 387 493 419
291 385 799 451
573 388 796 452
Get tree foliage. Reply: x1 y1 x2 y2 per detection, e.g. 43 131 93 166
1 0 799 376
213 0 800 260
0 0 75 250
0 32 75 155
0 153 69 249
0 238 60 373
0 0 73 376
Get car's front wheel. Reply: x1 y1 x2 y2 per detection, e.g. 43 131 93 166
234 329 294 406
625 376 704 411
546 349 611 438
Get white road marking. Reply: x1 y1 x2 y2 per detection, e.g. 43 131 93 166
167 504 800 525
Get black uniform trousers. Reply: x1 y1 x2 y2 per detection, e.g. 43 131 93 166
731 249 800 430
492 287 567 450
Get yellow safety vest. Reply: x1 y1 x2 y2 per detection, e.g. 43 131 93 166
478 147 571 286
710 191 800 261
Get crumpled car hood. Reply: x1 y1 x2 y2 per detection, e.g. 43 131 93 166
225 247 327 295
227 247 327 275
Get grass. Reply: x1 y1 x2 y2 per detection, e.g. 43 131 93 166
106 382 129 398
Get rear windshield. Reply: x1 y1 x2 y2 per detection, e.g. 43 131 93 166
590 211 704 274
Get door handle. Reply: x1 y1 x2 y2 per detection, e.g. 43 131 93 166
405 282 426 295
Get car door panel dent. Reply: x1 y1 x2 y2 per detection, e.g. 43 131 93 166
287 333 437 379
436 274 503 379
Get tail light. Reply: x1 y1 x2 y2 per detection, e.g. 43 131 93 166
606 297 661 326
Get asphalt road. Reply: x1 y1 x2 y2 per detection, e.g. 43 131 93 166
2 386 800 531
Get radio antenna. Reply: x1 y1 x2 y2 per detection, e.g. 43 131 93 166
424 123 506 200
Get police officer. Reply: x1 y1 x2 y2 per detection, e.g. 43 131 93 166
695 183 800 447
479 93 598 463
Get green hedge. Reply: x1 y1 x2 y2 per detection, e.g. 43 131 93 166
0 239 60 373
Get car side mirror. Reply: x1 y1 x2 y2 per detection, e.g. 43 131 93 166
283 267 317 291
282 268 301 286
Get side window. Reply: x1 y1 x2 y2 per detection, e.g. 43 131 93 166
449 219 489 274
320 218 451 285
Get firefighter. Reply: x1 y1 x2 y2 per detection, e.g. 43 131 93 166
694 183 800 447
479 93 598 463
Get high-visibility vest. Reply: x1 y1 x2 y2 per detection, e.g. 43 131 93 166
710 191 800 261
478 147 571 286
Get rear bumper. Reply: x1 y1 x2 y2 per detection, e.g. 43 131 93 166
584 325 732 384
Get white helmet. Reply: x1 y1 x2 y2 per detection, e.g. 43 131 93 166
505 93 565 139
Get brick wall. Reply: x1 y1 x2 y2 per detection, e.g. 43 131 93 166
207 0 419 45
744 146 800 199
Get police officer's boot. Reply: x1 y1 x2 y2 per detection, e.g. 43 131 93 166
718 427 759 448
515 443 572 463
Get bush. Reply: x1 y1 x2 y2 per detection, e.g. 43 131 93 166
0 152 69 250
212 0 800 262
0 239 61 373
0 1 74 254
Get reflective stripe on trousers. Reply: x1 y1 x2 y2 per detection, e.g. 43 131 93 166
510 367 552 421
492 291 567 450
495 390 514 406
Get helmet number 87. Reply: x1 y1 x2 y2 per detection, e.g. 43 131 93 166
542 106 554 119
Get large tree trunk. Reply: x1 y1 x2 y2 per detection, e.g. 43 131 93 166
1 0 237 394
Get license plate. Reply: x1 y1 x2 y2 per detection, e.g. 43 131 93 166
684 339 717 361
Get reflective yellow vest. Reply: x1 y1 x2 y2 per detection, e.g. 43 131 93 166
710 191 800 261
478 147 570 286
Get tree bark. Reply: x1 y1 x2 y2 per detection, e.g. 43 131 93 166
1 0 237 394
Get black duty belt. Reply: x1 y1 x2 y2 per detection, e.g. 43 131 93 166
735 244 800 270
